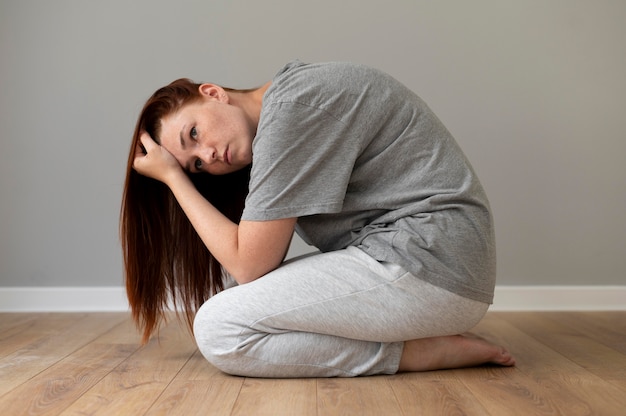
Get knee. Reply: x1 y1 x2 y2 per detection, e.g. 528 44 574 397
193 291 244 374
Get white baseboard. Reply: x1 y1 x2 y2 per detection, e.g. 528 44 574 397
0 285 624 312
491 285 626 311
0 287 130 312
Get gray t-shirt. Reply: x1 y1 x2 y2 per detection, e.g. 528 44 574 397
242 61 496 304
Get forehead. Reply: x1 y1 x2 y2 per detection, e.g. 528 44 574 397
160 101 203 136
159 101 206 148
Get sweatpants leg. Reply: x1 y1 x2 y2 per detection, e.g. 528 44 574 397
193 246 489 378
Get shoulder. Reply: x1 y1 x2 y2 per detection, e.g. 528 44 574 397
265 61 391 102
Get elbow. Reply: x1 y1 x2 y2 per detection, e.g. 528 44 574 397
227 262 280 285
226 262 261 284
230 271 260 285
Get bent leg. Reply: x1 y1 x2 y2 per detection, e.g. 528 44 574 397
194 246 497 377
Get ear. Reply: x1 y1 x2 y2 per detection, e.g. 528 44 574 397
198 84 228 102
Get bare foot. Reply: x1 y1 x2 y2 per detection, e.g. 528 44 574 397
398 333 516 372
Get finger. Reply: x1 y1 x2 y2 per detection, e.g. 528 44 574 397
132 151 145 169
139 132 158 152
135 141 147 156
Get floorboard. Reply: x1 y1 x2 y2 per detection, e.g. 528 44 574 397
0 311 624 415
0 313 126 397
317 377 403 416
480 313 626 415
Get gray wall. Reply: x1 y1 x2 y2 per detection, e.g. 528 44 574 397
1 0 625 287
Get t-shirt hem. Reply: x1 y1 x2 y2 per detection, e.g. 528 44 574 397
359 244 495 304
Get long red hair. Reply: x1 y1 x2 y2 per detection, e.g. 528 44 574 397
120 79 250 344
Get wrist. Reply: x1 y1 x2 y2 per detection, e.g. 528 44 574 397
163 167 189 189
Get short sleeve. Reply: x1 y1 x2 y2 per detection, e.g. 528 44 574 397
241 101 361 221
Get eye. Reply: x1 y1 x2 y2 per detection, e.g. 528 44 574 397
190 126 198 140
194 158 203 171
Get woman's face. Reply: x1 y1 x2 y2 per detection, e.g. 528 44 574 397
158 87 254 176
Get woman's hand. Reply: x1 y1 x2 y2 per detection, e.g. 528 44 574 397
133 132 184 185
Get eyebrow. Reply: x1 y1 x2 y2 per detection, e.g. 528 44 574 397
179 126 191 172
179 127 186 150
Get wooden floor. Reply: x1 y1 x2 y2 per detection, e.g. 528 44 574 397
1 311 625 415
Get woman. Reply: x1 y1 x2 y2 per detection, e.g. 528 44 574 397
121 61 515 377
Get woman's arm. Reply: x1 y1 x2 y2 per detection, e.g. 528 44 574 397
167 173 296 283
134 133 295 284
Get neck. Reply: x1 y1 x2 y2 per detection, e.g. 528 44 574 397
228 81 271 129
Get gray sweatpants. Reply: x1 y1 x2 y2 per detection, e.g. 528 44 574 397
193 246 489 378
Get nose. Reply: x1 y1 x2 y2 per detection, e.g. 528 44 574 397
200 147 218 164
